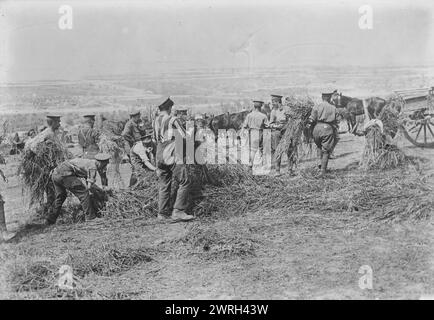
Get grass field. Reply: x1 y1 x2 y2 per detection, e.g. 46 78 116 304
0 129 433 299
1 67 434 299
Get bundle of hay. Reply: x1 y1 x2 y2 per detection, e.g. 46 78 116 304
275 95 314 163
18 139 72 205
361 106 407 170
98 133 125 188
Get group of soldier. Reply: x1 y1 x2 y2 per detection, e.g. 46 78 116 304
0 94 341 242
242 94 340 177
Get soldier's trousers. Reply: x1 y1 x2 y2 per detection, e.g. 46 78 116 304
45 180 56 214
48 173 95 223
157 164 191 216
271 129 294 170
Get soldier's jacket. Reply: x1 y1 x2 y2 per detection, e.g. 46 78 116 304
243 110 269 130
309 102 339 128
53 158 106 184
153 114 186 144
153 114 187 166
270 108 286 125
122 119 145 148
78 125 100 156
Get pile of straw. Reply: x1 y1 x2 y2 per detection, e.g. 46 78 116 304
361 106 407 170
275 95 314 164
18 139 72 205
102 172 159 219
102 161 432 222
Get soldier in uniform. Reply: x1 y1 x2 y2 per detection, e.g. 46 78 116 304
25 115 62 152
269 95 293 176
129 134 157 187
122 110 148 185
47 152 111 225
242 100 269 170
154 98 195 223
78 114 101 159
25 115 63 216
306 101 340 177
122 110 146 154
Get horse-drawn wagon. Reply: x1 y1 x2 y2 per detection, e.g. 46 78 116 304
395 87 434 148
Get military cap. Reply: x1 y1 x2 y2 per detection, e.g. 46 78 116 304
94 153 111 161
83 114 96 119
141 134 152 141
271 95 283 102
253 100 264 105
158 97 174 111
129 110 140 117
176 109 188 115
46 115 61 120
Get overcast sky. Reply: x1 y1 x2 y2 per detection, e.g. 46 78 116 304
1 0 434 82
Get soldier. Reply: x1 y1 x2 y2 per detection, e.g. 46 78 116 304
306 101 340 177
122 110 146 155
25 115 62 152
242 100 269 170
78 114 101 159
269 95 293 176
0 167 16 242
25 115 63 216
129 134 157 187
154 97 195 223
47 152 111 225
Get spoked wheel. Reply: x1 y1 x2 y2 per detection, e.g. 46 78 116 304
400 114 434 148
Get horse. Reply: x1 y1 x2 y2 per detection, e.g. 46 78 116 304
208 110 249 139
330 92 388 133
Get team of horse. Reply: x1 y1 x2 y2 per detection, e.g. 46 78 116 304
322 90 402 133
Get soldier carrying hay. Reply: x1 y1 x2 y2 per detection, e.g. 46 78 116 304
269 94 292 176
21 115 69 214
46 152 111 225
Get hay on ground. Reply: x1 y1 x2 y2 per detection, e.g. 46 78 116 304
9 260 57 292
67 245 153 277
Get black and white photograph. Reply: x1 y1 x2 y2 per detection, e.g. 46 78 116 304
0 0 433 303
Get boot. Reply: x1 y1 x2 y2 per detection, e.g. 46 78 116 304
319 152 329 178
0 201 16 242
171 209 195 223
274 159 281 176
317 150 323 170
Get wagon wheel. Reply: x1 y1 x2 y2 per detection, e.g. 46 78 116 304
400 114 434 148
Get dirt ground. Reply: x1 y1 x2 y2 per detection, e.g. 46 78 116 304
0 129 433 300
